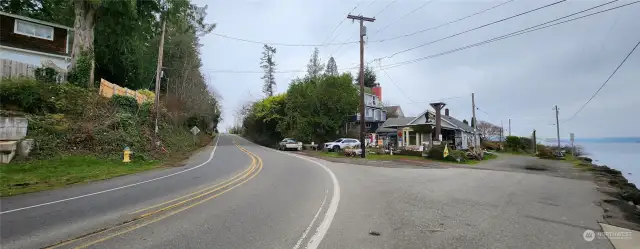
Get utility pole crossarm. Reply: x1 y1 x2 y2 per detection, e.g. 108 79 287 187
347 15 376 22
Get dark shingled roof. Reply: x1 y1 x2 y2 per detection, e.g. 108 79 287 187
375 117 415 133
442 115 475 133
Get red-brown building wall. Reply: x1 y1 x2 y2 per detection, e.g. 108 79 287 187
0 15 68 56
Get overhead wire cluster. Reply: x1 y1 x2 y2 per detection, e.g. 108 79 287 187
204 0 637 75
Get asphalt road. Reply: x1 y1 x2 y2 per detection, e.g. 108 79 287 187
0 134 336 249
0 134 614 248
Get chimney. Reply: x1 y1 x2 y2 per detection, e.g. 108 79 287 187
429 102 446 141
372 86 382 101
445 108 449 116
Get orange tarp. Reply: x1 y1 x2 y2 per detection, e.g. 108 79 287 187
99 79 148 104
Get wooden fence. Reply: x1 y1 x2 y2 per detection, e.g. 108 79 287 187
0 59 67 82
0 59 38 79
99 79 149 104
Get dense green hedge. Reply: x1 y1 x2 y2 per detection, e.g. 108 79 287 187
110 95 139 114
0 79 89 115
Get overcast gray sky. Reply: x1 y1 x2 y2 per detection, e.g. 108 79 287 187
193 0 639 139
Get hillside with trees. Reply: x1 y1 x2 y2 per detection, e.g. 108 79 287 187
0 0 221 195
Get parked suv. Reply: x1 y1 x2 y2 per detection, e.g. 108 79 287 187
324 138 360 152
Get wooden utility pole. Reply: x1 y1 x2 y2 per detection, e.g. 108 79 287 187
347 14 375 158
471 93 477 148
532 129 537 154
500 120 504 142
554 105 561 151
154 19 167 135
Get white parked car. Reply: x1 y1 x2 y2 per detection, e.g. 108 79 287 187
324 138 361 152
278 138 302 151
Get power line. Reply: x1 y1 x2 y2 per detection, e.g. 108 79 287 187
381 67 415 103
375 0 634 70
332 1 388 57
367 0 379 9
374 0 399 17
372 0 516 43
212 0 514 49
564 39 639 123
379 0 568 60
371 0 435 38
212 33 358 47
476 107 490 116
321 3 361 46
405 95 468 104
201 1 637 75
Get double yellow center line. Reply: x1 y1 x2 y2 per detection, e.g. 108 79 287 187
46 138 262 249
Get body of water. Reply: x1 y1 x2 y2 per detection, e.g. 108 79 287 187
576 142 640 186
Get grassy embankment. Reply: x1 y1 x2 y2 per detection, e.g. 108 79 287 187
0 79 214 196
312 150 497 165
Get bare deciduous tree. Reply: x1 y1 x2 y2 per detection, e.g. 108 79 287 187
477 120 502 140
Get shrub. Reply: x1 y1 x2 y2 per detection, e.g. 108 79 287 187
427 144 446 160
396 150 423 157
0 79 44 113
67 50 93 87
537 144 554 159
137 89 155 101
0 79 89 114
482 141 501 150
110 95 139 114
504 136 521 151
520 137 533 151
35 67 59 83
446 150 468 162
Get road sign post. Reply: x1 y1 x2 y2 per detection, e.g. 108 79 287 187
191 126 200 145
570 133 575 156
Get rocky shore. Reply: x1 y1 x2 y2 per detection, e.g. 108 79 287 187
577 156 640 231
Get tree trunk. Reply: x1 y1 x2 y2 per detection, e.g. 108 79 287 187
70 0 97 88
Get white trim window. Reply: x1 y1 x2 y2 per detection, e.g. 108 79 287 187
14 19 54 41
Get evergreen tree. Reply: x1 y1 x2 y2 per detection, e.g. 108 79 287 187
325 56 338 76
260 44 277 96
306 47 324 78
355 65 377 88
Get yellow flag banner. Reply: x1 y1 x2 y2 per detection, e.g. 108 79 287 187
443 144 449 158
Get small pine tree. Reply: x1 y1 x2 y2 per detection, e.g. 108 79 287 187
355 65 377 88
260 44 277 96
325 56 338 76
306 48 325 78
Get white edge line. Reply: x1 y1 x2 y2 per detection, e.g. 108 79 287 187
0 135 221 215
292 190 328 249
232 135 340 249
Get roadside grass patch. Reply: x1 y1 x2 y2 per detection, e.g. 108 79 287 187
0 156 160 196
314 150 497 165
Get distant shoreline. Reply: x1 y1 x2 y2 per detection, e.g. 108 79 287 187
543 137 640 144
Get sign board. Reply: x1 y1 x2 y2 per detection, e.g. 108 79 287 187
190 126 200 135
570 133 575 143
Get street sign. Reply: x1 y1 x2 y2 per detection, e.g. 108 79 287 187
190 126 200 135
570 133 575 143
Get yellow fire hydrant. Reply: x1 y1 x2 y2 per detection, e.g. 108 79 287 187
123 146 131 163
